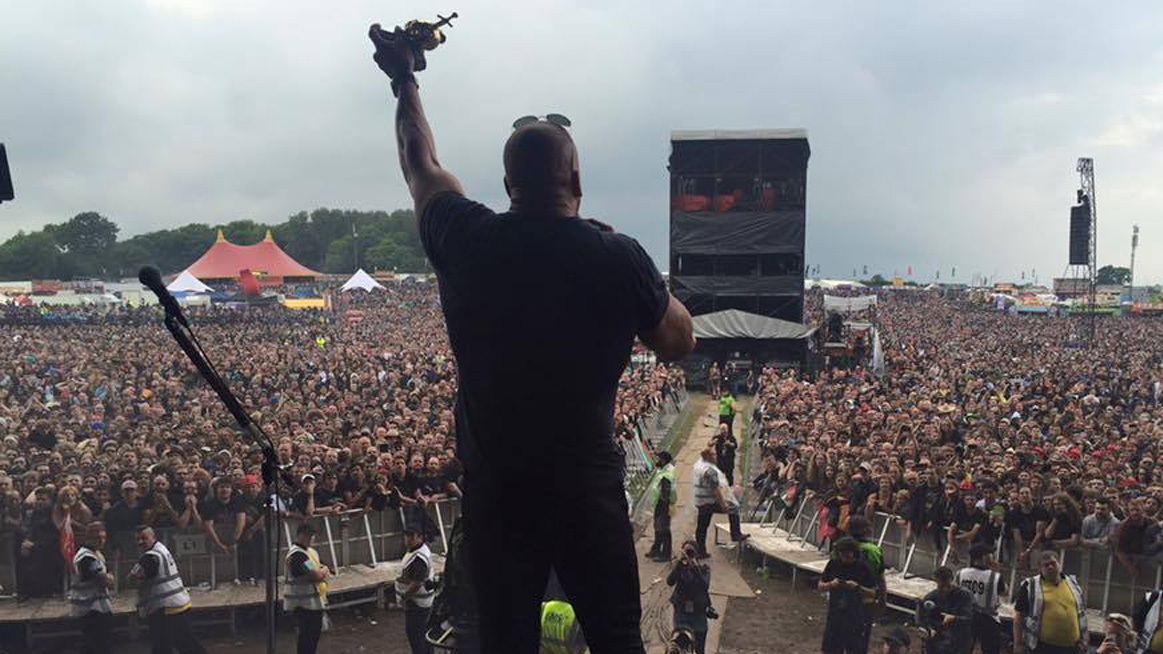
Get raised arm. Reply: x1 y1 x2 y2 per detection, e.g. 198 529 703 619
370 27 464 218
640 295 695 363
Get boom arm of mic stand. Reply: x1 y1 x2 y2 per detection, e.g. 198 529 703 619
161 312 280 654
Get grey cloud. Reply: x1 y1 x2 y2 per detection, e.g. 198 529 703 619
1 0 1161 284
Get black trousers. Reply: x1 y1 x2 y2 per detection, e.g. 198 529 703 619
404 605 432 654
237 531 267 580
970 613 1000 654
80 610 112 654
694 504 743 556
649 506 672 558
718 455 735 486
295 608 323 654
463 476 645 654
147 610 206 654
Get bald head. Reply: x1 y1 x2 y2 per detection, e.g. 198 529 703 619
503 123 581 214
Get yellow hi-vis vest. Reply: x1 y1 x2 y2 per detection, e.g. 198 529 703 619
135 541 191 616
284 544 328 611
70 546 113 616
540 600 585 654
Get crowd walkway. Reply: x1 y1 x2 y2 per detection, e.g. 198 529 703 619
636 394 754 654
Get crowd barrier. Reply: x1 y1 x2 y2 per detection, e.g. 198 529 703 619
623 388 689 505
0 499 459 601
749 488 1163 617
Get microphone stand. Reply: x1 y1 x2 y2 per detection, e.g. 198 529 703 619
159 311 280 654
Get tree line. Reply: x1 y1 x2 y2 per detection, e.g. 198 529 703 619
0 208 428 281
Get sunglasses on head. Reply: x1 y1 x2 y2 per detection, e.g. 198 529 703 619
512 113 571 130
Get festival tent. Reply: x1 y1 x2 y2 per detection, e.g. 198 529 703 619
684 309 816 385
166 270 214 294
183 230 322 281
340 269 385 293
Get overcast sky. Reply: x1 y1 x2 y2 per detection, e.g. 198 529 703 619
3 1 1162 284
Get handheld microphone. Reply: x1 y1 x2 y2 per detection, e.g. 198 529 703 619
138 265 190 328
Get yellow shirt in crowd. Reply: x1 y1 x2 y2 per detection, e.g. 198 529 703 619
1038 578 1080 647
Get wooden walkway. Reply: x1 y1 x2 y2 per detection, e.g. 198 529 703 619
0 557 442 647
719 522 1106 637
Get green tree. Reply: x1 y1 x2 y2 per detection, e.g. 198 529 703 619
1096 265 1131 286
865 274 890 287
0 231 63 279
51 212 120 255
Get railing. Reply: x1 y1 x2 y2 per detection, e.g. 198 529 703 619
751 488 1162 616
0 498 460 601
623 388 689 506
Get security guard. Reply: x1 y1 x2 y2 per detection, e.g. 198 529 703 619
71 522 114 654
718 392 737 438
1012 550 1086 654
540 599 587 654
1132 588 1163 654
647 451 678 561
131 525 205 654
955 542 1005 654
396 523 435 654
285 523 331 654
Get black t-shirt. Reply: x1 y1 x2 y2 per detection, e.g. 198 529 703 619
420 192 669 489
821 558 876 615
200 495 244 524
1007 504 1049 542
289 550 310 578
104 500 145 534
952 503 986 533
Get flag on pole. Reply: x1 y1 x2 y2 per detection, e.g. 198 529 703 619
907 265 913 276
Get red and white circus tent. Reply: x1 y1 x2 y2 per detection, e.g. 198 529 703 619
183 230 322 282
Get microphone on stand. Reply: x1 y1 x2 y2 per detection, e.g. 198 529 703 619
138 265 190 328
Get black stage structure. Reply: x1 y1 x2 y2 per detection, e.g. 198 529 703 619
668 129 811 378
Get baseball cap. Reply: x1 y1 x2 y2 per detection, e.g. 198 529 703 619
1107 613 1133 633
121 479 138 490
969 542 993 560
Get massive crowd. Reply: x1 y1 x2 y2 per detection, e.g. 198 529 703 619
751 290 1163 578
0 283 682 599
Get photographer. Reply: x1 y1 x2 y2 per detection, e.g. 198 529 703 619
917 567 972 654
819 537 877 654
666 540 713 654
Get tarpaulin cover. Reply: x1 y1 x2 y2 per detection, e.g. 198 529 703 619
671 211 804 255
823 295 878 313
672 275 802 296
692 309 815 340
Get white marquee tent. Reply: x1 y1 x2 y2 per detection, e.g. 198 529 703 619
340 269 386 292
166 270 214 293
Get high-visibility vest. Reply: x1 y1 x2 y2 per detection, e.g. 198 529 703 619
649 466 678 509
395 543 434 609
69 546 113 616
540 600 584 654
135 541 191 615
956 566 1001 617
284 544 327 611
719 396 735 417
